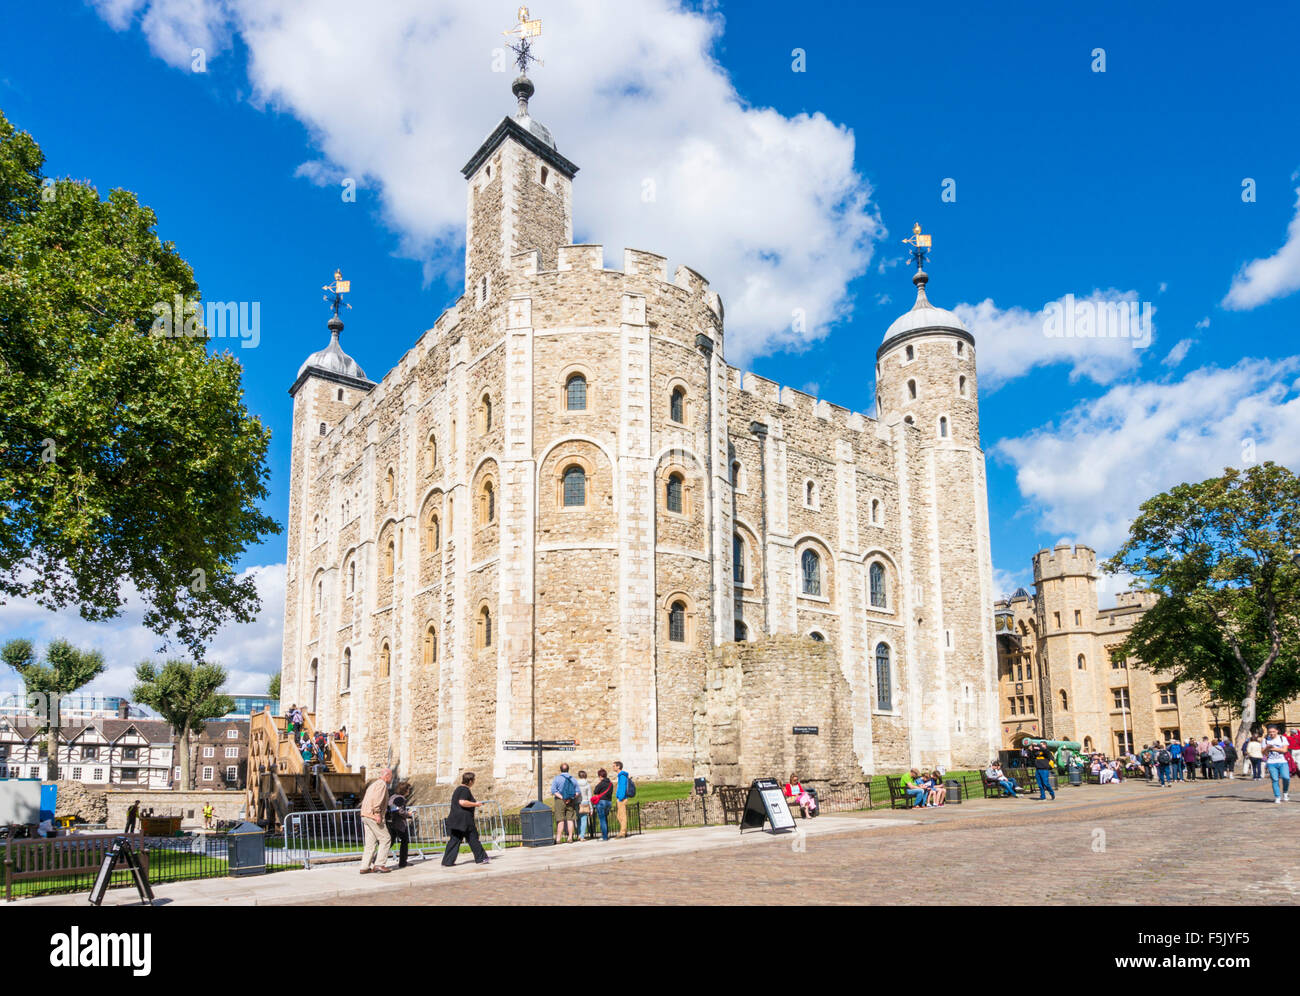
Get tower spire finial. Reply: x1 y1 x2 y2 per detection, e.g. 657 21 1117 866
504 7 544 116
901 223 933 306
322 267 351 334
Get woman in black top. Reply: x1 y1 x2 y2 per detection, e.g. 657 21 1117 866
442 771 490 866
590 769 614 841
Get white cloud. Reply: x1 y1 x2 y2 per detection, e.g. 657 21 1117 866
90 0 883 363
992 357 1300 553
993 565 1030 599
954 289 1154 391
1162 338 1193 367
1195 316 1211 330
1223 187 1300 310
0 563 285 700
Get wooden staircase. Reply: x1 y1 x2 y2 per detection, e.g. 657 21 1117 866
246 707 367 827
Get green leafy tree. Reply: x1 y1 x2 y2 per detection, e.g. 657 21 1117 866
132 659 234 790
1105 462 1300 741
2 637 105 779
267 672 281 700
0 110 279 658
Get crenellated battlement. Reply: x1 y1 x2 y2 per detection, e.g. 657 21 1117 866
1033 542 1098 581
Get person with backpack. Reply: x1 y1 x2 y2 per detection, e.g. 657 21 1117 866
1156 743 1173 786
1263 725 1291 803
613 760 636 837
1208 739 1226 779
1030 743 1055 800
1222 738 1238 779
1183 738 1198 781
1168 738 1184 781
550 762 580 843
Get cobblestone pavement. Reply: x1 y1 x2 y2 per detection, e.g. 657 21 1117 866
308 777 1300 905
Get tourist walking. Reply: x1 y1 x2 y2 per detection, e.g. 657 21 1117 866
387 784 412 869
590 768 614 840
442 771 490 866
1199 736 1213 779
124 799 140 834
1246 734 1264 779
550 762 580 843
1264 726 1291 803
614 760 634 837
1222 738 1238 779
1169 738 1184 781
1031 743 1056 800
1156 743 1173 786
575 769 593 840
359 767 393 874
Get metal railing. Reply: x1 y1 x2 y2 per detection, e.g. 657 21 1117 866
282 801 506 869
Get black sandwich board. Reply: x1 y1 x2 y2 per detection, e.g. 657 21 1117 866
88 835 154 906
739 777 796 834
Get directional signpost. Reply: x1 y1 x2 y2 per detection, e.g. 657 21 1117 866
503 738 577 802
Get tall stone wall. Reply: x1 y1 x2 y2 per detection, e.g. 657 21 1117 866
694 636 864 787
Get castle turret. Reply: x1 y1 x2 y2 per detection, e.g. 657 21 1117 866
1032 543 1100 744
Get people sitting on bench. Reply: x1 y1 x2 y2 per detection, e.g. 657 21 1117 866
985 760 1018 797
901 769 929 808
783 774 818 818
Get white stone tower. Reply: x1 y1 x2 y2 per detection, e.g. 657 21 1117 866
874 246 998 767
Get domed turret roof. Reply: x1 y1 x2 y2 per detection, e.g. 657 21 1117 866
1012 587 1030 600
882 270 968 344
298 316 368 381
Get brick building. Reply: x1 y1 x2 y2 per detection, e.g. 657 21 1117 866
281 73 999 790
183 720 250 790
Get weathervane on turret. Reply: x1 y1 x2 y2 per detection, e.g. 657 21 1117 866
504 6 544 75
322 268 351 321
901 222 932 272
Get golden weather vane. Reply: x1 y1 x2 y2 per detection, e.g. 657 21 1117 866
901 222 932 271
504 6 544 74
323 268 351 318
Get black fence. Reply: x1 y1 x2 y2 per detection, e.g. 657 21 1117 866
498 803 642 842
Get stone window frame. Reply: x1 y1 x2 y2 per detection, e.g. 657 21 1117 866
903 344 916 364
384 537 395 579
808 630 826 642
476 273 491 309
659 461 695 518
802 478 820 511
554 453 594 510
341 647 351 691
1060 689 1068 711
955 340 965 358
872 639 898 715
734 618 749 642
384 466 396 502
560 364 592 414
1077 653 1087 670
732 531 747 588
477 393 493 436
730 457 747 494
379 640 391 679
425 431 438 474
867 559 890 611
732 522 760 592
937 414 950 439
313 571 325 616
958 374 968 398
667 378 692 426
661 592 697 646
344 553 357 596
907 378 918 400
476 474 497 526
423 623 438 667
870 498 883 527
475 602 494 653
796 539 831 604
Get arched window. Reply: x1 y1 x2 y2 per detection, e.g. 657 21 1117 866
810 631 825 642
427 434 438 472
905 345 914 362
348 560 355 594
958 375 967 397
315 578 323 614
481 481 495 523
869 562 887 608
1077 654 1087 670
478 606 493 649
565 374 587 411
734 620 748 642
319 422 326 436
562 465 586 507
907 379 917 400
385 467 395 501
666 473 684 514
447 495 453 532
342 648 351 689
379 642 391 678
312 515 320 545
423 625 437 666
956 341 965 357
425 512 441 552
669 601 686 643
385 540 394 578
1060 690 1068 710
875 643 892 711
733 533 745 584
801 549 821 597
871 499 881 525
337 388 344 401
805 481 817 507
939 416 949 438
479 395 492 434
670 387 685 424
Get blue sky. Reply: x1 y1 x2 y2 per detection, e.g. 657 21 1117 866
3 0 1300 694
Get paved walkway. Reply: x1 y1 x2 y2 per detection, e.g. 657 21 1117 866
18 776 1294 905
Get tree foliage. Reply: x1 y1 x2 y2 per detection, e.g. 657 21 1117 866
1104 462 1300 739
0 110 279 657
2 636 106 779
132 658 234 790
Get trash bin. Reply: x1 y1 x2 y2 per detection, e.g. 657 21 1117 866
1069 767 1083 787
519 800 554 847
944 779 962 804
227 821 267 877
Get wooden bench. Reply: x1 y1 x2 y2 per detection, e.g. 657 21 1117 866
980 772 1013 798
885 776 916 809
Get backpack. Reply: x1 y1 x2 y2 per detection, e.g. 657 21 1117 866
560 773 578 801
625 775 637 799
1157 749 1172 765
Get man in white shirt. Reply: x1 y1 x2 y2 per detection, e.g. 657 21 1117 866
1263 726 1291 803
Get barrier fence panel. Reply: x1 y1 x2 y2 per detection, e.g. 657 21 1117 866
284 801 507 868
